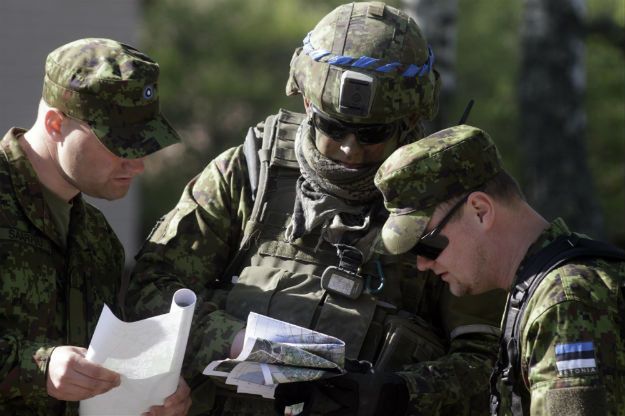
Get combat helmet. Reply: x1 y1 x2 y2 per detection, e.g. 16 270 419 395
286 1 440 125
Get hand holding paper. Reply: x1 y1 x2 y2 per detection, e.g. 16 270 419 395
80 288 196 415
47 346 120 401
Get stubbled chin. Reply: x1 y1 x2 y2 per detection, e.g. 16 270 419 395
101 191 130 201
96 184 131 201
449 282 472 297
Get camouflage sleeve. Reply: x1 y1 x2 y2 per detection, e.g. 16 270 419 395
126 145 253 379
0 336 54 405
0 228 57 404
398 288 506 415
521 263 625 415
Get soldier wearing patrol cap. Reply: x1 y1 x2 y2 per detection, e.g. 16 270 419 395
127 3 504 415
375 125 625 415
0 38 190 415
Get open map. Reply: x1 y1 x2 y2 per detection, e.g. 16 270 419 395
203 312 345 398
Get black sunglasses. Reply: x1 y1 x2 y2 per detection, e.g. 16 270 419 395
310 105 398 145
410 194 470 260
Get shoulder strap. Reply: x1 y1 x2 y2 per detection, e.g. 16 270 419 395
243 126 261 201
490 234 625 415
222 110 305 281
247 109 304 223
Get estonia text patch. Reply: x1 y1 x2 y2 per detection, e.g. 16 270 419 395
555 341 597 376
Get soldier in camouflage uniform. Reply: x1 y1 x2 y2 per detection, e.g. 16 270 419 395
375 125 625 415
127 3 505 415
0 38 191 416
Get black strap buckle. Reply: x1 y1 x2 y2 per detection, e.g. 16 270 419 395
335 243 363 274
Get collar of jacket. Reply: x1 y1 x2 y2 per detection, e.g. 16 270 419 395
1 127 86 250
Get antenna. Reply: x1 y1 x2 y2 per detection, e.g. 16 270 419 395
457 99 475 125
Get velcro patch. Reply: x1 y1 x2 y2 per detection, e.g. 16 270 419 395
555 341 597 376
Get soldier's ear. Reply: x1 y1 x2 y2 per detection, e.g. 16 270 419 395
468 191 495 230
44 109 65 142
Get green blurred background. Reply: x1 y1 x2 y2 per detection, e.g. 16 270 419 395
139 0 624 245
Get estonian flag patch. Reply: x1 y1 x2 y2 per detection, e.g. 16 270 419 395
555 341 597 376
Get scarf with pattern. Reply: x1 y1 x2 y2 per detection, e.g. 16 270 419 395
285 118 423 250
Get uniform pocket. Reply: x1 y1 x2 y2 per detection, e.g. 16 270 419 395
225 266 323 328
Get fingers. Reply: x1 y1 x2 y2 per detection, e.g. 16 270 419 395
163 377 191 407
48 346 190 416
143 377 192 416
47 345 121 401
47 377 96 402
229 328 246 358
73 354 121 385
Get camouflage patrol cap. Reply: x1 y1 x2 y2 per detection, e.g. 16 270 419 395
42 38 180 159
286 2 440 124
374 125 503 255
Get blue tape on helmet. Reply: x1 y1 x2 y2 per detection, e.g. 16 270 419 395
351 56 379 68
328 55 353 65
311 50 331 61
375 62 402 73
402 64 420 77
302 30 436 79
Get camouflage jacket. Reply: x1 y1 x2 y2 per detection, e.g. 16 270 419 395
0 128 124 416
127 114 505 415
499 218 625 415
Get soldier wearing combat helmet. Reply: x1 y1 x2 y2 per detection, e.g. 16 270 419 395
0 39 190 415
127 3 505 415
375 125 625 415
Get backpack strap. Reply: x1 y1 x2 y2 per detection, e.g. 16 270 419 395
249 109 304 224
490 234 625 415
222 110 306 282
243 126 261 201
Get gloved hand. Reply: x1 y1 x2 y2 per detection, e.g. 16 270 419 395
319 361 409 416
274 381 315 416
273 360 409 416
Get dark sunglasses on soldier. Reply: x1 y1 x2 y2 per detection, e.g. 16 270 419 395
311 105 399 145
410 193 470 260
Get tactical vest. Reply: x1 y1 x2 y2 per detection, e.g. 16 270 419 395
489 234 625 416
222 109 446 363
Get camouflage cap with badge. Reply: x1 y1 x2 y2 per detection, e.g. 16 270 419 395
374 125 504 255
42 38 180 159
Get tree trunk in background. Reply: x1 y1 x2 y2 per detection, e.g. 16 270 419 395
519 0 604 238
402 0 458 134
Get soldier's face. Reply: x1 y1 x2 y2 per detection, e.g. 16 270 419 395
314 129 398 168
55 117 145 200
304 98 398 167
415 200 492 296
